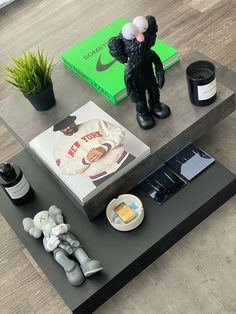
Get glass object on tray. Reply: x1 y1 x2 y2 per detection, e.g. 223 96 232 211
166 143 215 181
139 165 186 205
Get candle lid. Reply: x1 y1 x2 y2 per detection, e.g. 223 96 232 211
186 60 215 81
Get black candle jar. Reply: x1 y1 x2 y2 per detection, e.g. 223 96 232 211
186 60 217 106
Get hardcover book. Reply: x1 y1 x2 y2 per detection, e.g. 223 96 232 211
29 101 150 204
61 17 180 104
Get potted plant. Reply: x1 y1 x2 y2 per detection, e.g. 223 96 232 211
2 50 56 111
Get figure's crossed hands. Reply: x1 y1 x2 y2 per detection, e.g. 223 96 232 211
51 223 69 236
86 146 106 162
46 235 60 251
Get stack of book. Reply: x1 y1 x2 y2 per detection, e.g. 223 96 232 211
29 101 150 204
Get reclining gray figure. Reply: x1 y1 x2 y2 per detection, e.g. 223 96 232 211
22 205 103 286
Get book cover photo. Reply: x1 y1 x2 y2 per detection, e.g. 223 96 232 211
29 101 150 204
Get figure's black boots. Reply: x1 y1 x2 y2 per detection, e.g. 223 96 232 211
150 102 171 119
148 88 171 119
136 101 155 129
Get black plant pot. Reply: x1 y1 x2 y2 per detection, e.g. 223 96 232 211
23 83 56 111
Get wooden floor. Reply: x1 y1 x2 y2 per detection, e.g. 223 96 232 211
0 0 235 313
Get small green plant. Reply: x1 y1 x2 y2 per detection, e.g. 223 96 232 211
2 50 55 95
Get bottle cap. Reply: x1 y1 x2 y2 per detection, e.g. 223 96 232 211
0 163 16 180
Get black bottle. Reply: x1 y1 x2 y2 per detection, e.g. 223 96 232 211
0 163 34 205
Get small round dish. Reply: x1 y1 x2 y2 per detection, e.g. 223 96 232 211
106 194 144 231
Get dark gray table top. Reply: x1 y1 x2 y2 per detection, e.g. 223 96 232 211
0 51 235 150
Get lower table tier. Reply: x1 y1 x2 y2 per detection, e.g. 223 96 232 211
0 150 235 313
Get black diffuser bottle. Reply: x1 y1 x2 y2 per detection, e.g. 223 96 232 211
0 163 34 205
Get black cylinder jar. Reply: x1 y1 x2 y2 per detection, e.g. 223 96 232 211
186 60 216 106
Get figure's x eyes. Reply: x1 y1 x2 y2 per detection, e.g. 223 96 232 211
133 16 148 33
122 16 148 40
122 23 139 40
39 213 52 222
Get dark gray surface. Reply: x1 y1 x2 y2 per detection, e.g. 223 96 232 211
0 150 235 313
0 51 235 219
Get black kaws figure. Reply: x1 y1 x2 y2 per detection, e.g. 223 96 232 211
108 16 171 129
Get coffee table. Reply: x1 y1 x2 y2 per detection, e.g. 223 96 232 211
0 51 236 313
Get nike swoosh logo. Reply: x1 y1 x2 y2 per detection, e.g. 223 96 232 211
96 54 116 72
